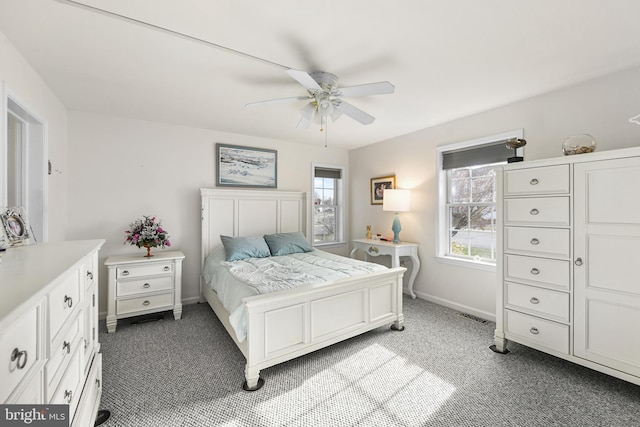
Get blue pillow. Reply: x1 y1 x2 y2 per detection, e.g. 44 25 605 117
220 235 271 261
264 232 313 256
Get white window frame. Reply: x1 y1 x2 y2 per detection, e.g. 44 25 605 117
311 163 346 247
436 129 523 271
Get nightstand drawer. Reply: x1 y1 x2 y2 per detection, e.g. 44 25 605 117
116 293 173 316
117 262 173 279
505 282 570 322
505 309 569 354
117 276 173 297
504 197 570 226
504 227 570 258
505 165 570 196
505 254 570 290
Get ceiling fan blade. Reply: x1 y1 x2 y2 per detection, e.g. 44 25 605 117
286 69 322 92
336 81 395 97
334 101 375 125
245 96 310 107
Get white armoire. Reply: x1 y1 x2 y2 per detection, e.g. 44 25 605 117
494 146 640 386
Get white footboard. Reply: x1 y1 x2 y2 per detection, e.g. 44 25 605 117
242 267 405 390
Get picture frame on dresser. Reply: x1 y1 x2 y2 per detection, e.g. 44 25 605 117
0 207 31 247
216 143 277 188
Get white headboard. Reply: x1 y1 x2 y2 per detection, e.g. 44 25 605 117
200 188 309 266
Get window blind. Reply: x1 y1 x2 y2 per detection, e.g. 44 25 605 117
442 140 513 170
314 167 342 179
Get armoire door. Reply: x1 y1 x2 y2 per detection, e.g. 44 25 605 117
574 156 640 378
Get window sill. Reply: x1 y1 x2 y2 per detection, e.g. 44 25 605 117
436 255 496 272
313 241 347 249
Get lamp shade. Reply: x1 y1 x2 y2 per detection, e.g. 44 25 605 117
383 189 410 212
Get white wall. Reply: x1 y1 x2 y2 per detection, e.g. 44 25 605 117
0 30 68 242
350 65 640 321
66 111 350 315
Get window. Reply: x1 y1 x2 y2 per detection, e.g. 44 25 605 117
312 164 344 245
437 130 523 268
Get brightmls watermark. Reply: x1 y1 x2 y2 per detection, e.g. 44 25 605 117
0 405 68 427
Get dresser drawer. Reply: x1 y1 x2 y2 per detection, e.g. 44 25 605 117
505 309 569 354
117 276 173 297
0 305 40 402
505 282 570 322
50 346 83 420
47 312 82 391
505 165 570 196
504 197 570 226
49 269 81 338
505 254 570 290
504 227 570 258
117 262 173 279
116 292 173 316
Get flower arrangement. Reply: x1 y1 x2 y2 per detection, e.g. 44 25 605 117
124 215 171 257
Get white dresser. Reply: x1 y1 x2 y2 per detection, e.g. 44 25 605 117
104 251 184 333
494 146 640 386
0 239 104 425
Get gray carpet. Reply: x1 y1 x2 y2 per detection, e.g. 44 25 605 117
98 297 639 426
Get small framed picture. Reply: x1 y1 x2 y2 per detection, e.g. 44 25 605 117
216 143 277 188
1 207 30 245
370 175 396 205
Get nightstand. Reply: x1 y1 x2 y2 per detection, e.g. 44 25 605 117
104 250 184 333
350 239 420 298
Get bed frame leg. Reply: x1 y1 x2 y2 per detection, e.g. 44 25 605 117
243 366 264 391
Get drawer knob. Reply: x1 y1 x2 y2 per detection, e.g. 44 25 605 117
530 238 540 245
575 257 583 266
64 390 73 404
529 327 540 335
143 300 151 306
530 297 540 305
530 178 539 185
86 271 93 280
529 208 539 216
368 246 379 254
143 283 151 289
163 266 170 272
63 341 71 354
10 348 28 370
530 268 540 275
64 295 73 308
122 270 130 276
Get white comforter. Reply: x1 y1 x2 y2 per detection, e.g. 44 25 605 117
202 247 387 342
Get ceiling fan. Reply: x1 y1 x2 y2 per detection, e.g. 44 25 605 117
246 69 395 130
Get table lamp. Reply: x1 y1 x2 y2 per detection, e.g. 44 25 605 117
383 189 410 243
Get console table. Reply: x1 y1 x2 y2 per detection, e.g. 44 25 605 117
350 239 420 298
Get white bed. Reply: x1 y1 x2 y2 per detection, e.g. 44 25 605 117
200 188 406 390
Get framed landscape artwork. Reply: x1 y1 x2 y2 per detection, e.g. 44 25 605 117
370 175 396 205
216 143 277 188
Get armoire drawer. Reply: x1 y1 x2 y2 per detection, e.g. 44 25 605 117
47 312 82 391
50 346 83 421
505 309 569 354
116 292 173 316
0 305 40 402
504 227 570 258
117 276 173 297
505 282 570 322
504 164 570 196
117 262 173 279
504 197 570 226
505 254 570 289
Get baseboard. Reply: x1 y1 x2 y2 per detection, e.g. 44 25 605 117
413 291 496 323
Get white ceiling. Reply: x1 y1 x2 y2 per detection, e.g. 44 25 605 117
2 0 640 150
